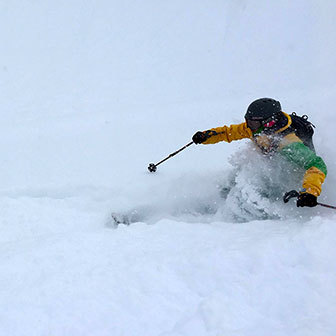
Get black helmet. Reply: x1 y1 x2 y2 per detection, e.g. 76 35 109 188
245 98 284 133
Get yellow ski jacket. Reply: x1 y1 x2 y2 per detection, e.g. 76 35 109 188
202 114 327 197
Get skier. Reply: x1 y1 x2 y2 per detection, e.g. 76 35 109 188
192 98 327 208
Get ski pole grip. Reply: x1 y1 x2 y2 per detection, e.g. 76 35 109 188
283 190 300 203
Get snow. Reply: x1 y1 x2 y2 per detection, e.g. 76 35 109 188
1 0 336 335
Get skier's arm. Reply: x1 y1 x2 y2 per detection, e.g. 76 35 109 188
201 122 252 144
279 134 327 196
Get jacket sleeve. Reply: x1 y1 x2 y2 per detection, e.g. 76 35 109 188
279 134 327 196
203 122 252 144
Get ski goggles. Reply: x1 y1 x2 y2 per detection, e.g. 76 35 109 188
246 118 277 132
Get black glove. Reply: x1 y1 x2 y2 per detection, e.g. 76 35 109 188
192 131 209 144
297 193 318 207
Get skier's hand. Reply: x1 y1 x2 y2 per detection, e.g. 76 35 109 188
192 131 208 144
297 192 317 207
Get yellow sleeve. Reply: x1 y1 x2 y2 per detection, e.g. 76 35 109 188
203 122 252 144
302 167 326 197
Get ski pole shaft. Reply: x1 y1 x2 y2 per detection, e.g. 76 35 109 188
317 202 336 210
155 141 194 166
148 141 194 172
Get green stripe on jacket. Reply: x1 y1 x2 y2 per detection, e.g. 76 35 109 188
280 142 327 176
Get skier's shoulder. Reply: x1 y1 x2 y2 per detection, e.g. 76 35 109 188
278 132 302 150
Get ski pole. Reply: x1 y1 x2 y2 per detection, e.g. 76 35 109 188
316 202 336 210
283 190 336 210
148 141 194 173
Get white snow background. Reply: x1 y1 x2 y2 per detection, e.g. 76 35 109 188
1 1 336 335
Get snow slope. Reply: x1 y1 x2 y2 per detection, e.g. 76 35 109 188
0 1 336 335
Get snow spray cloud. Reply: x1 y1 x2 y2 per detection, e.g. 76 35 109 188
214 146 313 222
109 145 317 226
